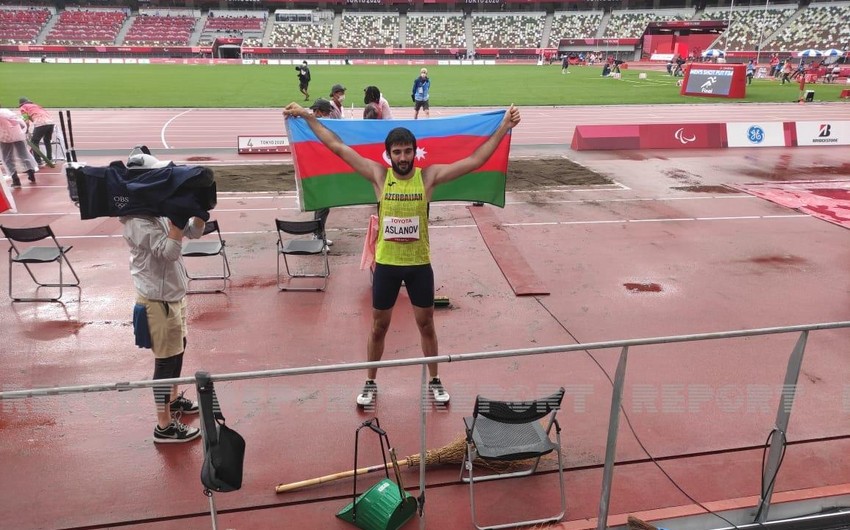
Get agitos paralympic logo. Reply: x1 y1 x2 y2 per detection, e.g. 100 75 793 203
674 128 697 144
813 123 838 143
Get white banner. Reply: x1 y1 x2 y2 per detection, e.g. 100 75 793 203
237 136 290 154
726 122 786 147
795 121 850 146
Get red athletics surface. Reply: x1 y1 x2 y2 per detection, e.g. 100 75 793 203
46 102 843 157
3 102 850 530
468 205 549 296
730 179 850 230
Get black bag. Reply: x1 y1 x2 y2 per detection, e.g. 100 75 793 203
197 371 245 493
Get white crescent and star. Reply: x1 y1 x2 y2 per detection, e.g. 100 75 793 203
381 146 428 166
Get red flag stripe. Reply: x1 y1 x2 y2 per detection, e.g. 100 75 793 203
293 135 510 180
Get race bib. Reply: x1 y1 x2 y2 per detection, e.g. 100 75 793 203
383 216 420 242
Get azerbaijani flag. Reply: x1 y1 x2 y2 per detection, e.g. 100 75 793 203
285 110 511 211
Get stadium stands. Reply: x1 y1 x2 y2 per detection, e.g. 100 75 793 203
701 6 796 51
0 7 52 45
405 13 465 49
604 9 692 39
124 10 197 46
269 11 333 48
1 3 848 60
471 13 545 49
769 3 850 51
337 13 399 48
548 11 603 47
45 7 127 45
199 10 266 46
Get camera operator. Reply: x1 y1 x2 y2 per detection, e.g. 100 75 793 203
296 61 311 101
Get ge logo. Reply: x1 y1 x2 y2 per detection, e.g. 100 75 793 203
747 126 765 144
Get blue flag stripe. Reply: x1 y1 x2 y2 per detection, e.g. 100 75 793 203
286 109 506 146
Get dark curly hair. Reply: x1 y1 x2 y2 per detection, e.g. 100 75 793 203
364 86 381 105
384 127 416 155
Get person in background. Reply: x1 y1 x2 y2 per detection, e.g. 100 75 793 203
561 54 570 74
798 69 808 102
781 59 792 84
363 86 392 119
329 84 346 119
825 63 841 83
0 102 38 188
296 61 311 101
746 59 756 85
18 97 55 168
309 98 335 246
412 68 430 119
120 214 205 444
310 97 332 119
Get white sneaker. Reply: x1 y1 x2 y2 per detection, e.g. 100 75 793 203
313 234 333 247
153 420 200 444
356 380 377 407
428 378 450 404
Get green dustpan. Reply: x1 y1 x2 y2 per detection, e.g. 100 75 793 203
336 419 418 530
336 478 417 530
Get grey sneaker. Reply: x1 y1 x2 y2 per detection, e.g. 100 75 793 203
169 391 199 415
356 380 377 407
154 420 200 444
11 176 22 189
428 377 450 404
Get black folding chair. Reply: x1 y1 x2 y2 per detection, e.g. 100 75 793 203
1 224 80 302
182 220 231 294
460 387 566 530
275 218 329 292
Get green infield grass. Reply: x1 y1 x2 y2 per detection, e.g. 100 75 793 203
1 62 845 108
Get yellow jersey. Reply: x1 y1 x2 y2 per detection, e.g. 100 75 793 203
375 167 430 266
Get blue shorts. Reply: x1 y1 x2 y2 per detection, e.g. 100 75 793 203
372 263 434 310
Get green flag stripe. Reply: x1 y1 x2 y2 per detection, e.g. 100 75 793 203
299 171 506 210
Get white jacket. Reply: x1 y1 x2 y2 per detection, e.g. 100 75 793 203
0 109 27 144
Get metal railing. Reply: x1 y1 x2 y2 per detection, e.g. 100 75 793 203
3 321 850 529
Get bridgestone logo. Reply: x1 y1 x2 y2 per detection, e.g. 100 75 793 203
812 138 838 143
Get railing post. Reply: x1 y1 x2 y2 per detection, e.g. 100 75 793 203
205 491 218 530
755 330 808 523
419 364 427 529
596 346 629 530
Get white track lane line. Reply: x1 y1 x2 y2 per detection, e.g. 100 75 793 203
0 194 778 217
160 109 195 149
0 215 811 241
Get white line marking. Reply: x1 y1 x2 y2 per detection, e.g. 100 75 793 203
0 194 784 218
160 109 195 149
0 214 811 242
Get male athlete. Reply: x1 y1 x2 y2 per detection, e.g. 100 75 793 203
283 103 521 406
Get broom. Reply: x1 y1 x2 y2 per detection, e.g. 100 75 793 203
275 435 546 493
627 515 669 530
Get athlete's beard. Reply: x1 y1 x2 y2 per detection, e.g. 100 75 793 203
391 159 413 176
